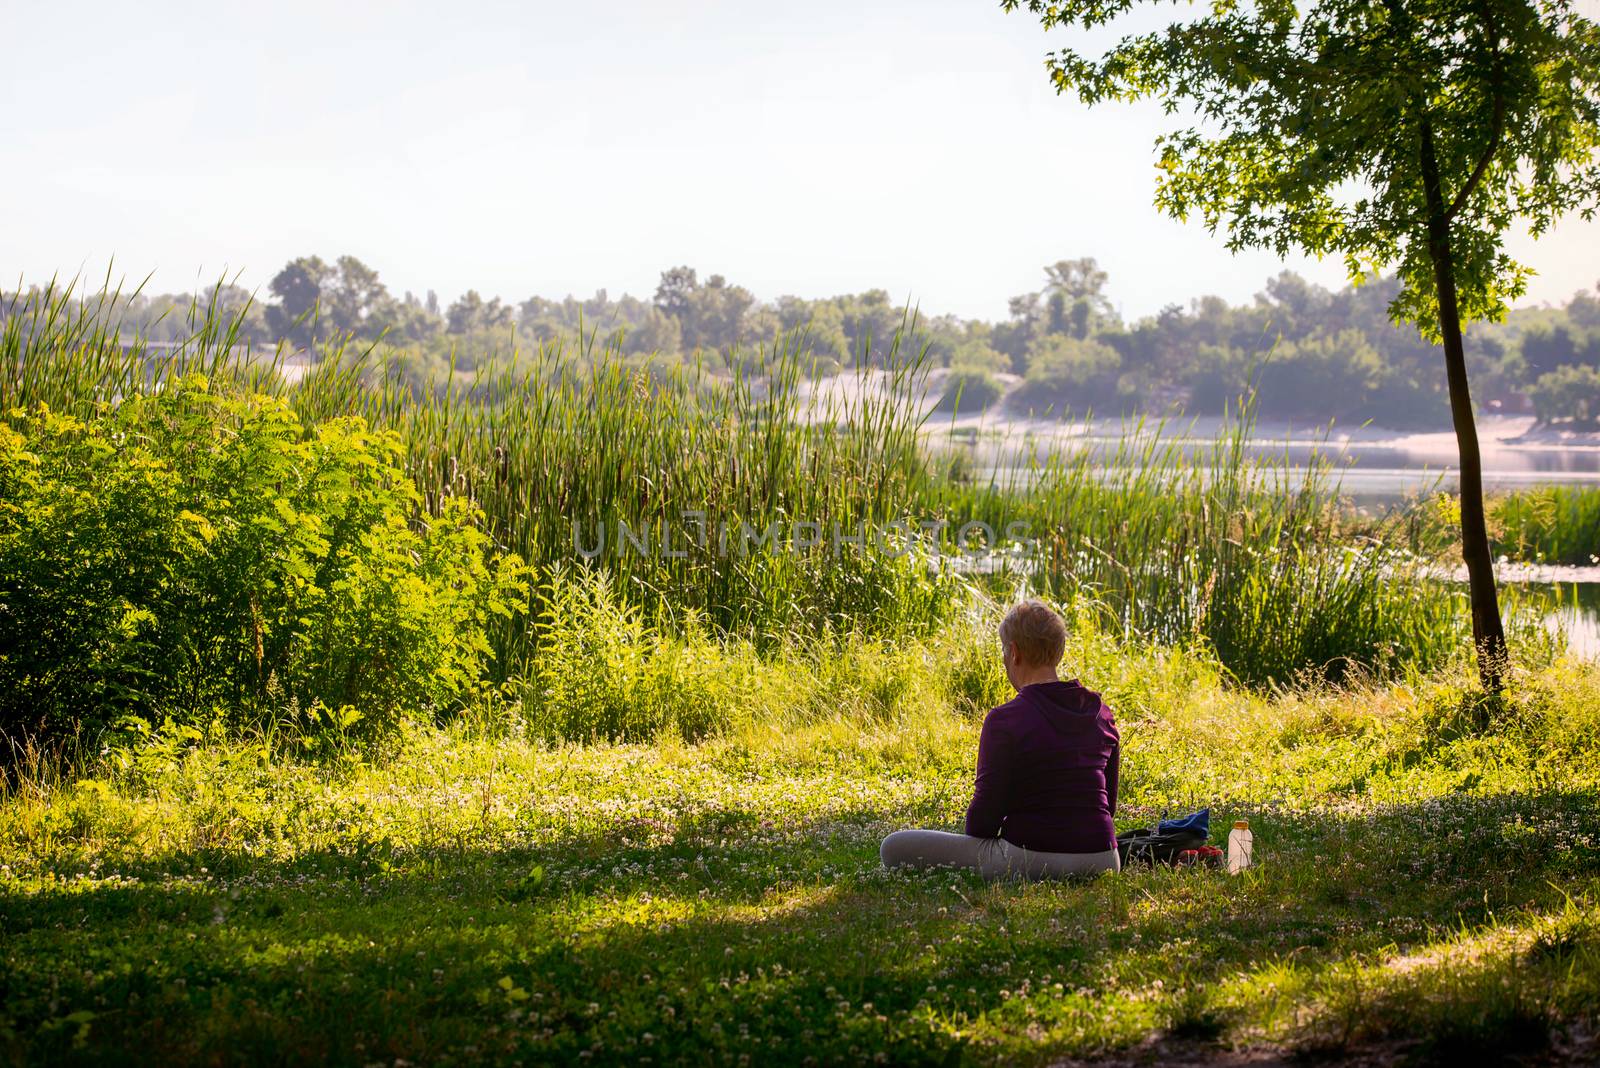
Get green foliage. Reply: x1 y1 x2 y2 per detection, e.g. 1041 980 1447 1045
653 267 758 355
1042 257 1116 339
943 335 1011 376
0 378 525 746
1529 363 1600 425
927 614 1014 716
13 257 1600 430
1003 0 1600 687
1255 330 1385 418
1520 321 1600 379
2 280 1577 722
1185 342 1256 413
934 367 1003 413
519 569 773 743
265 254 425 348
1013 334 1125 412
517 582 1009 741
301 339 957 649
0 290 963 651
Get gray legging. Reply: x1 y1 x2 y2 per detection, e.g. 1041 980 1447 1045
880 829 1120 879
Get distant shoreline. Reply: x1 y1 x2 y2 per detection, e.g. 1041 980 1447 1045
798 369 1600 461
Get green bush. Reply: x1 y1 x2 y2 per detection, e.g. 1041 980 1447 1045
1529 364 1600 425
0 378 526 748
933 368 1003 414
1254 329 1385 418
1010 334 1125 413
1185 342 1255 412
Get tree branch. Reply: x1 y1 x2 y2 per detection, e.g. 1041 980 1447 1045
1444 2 1506 223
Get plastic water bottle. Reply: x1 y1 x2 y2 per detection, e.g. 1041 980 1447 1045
1227 819 1254 874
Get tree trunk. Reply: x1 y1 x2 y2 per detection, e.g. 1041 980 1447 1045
1419 116 1508 692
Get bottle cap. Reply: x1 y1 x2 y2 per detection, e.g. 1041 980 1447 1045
1233 819 1250 830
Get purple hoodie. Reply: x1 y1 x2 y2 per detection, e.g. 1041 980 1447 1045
964 679 1120 854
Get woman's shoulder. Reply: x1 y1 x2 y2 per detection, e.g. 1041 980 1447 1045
1065 679 1114 716
1094 695 1119 737
984 692 1031 722
1060 680 1119 736
986 690 1051 736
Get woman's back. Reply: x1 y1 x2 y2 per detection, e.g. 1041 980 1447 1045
880 599 1121 879
964 679 1120 854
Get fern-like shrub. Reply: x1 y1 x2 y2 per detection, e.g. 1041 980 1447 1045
0 378 526 748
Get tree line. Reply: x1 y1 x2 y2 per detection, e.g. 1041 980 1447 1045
6 254 1599 428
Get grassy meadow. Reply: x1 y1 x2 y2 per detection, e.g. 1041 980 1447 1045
5 635 1600 1066
3 284 1600 1064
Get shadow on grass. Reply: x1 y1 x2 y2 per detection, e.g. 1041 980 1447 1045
3 790 1599 1066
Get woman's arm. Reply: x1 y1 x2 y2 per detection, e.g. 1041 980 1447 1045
1105 739 1120 817
964 713 1013 838
1104 714 1120 817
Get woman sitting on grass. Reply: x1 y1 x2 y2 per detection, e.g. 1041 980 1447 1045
881 599 1121 878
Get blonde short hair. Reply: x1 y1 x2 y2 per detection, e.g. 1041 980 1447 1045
998 599 1067 668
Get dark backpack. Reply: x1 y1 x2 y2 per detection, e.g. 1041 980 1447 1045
1116 826 1209 867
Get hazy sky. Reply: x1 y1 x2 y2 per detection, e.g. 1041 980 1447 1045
6 0 1598 322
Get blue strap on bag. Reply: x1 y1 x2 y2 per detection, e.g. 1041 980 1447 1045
1156 808 1210 837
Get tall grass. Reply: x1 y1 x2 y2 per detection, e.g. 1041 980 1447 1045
5 281 964 656
3 278 1474 692
0 276 284 406
1490 486 1600 565
927 409 1464 682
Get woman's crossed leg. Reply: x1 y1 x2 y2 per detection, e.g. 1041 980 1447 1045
880 829 1119 880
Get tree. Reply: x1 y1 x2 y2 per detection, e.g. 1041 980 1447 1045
1001 0 1600 691
836 289 904 364
777 296 851 366
1042 257 1116 338
1570 283 1600 328
445 290 512 335
693 274 756 354
651 267 755 354
1257 330 1386 417
1520 322 1592 378
265 256 331 349
936 367 1005 413
1043 257 1110 305
323 255 397 340
948 334 1012 376
1259 272 1333 330
1529 364 1600 423
994 292 1044 368
203 283 270 345
653 266 699 321
263 255 407 347
622 308 684 358
1187 342 1257 411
